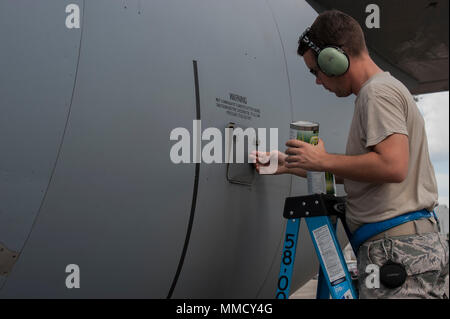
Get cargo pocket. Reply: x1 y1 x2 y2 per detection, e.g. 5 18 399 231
389 233 446 298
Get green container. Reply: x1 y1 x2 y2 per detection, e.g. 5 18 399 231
290 120 336 195
290 121 319 145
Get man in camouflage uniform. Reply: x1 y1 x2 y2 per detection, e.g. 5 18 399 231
255 10 448 298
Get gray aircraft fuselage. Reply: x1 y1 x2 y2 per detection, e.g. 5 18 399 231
2 0 439 298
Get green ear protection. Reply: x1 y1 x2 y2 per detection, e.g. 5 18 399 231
299 27 350 77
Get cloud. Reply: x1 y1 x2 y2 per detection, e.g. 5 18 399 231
436 174 449 207
436 173 449 192
415 91 449 164
439 196 449 208
415 91 449 208
436 173 449 207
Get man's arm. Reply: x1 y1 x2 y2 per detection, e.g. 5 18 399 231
253 149 349 184
285 133 409 183
323 134 409 183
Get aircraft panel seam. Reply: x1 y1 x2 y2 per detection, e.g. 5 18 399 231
0 0 87 292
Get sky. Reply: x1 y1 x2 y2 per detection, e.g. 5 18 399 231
415 91 449 208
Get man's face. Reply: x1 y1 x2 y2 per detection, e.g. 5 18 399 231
303 49 351 97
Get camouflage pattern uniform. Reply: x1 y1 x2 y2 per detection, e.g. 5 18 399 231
357 231 449 299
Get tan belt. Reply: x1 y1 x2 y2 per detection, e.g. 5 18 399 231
366 217 439 242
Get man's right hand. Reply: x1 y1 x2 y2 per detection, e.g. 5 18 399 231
250 150 289 175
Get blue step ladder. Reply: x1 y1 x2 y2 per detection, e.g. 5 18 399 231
275 192 358 299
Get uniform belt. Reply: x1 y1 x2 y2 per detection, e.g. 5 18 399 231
349 209 438 254
366 217 439 242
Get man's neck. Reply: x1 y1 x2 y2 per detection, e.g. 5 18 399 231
349 53 383 95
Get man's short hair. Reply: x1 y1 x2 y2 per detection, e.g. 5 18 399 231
298 10 367 57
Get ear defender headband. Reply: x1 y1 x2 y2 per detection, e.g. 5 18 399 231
299 27 350 77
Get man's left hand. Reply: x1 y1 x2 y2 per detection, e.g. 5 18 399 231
285 138 328 171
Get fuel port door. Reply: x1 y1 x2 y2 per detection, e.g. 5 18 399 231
225 122 257 186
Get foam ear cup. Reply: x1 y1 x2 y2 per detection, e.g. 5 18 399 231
317 47 350 77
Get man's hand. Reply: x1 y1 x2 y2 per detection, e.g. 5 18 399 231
250 150 288 175
284 138 329 171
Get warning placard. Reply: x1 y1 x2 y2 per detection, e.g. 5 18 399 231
215 93 261 121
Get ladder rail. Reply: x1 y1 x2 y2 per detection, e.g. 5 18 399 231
275 218 301 299
306 216 357 299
